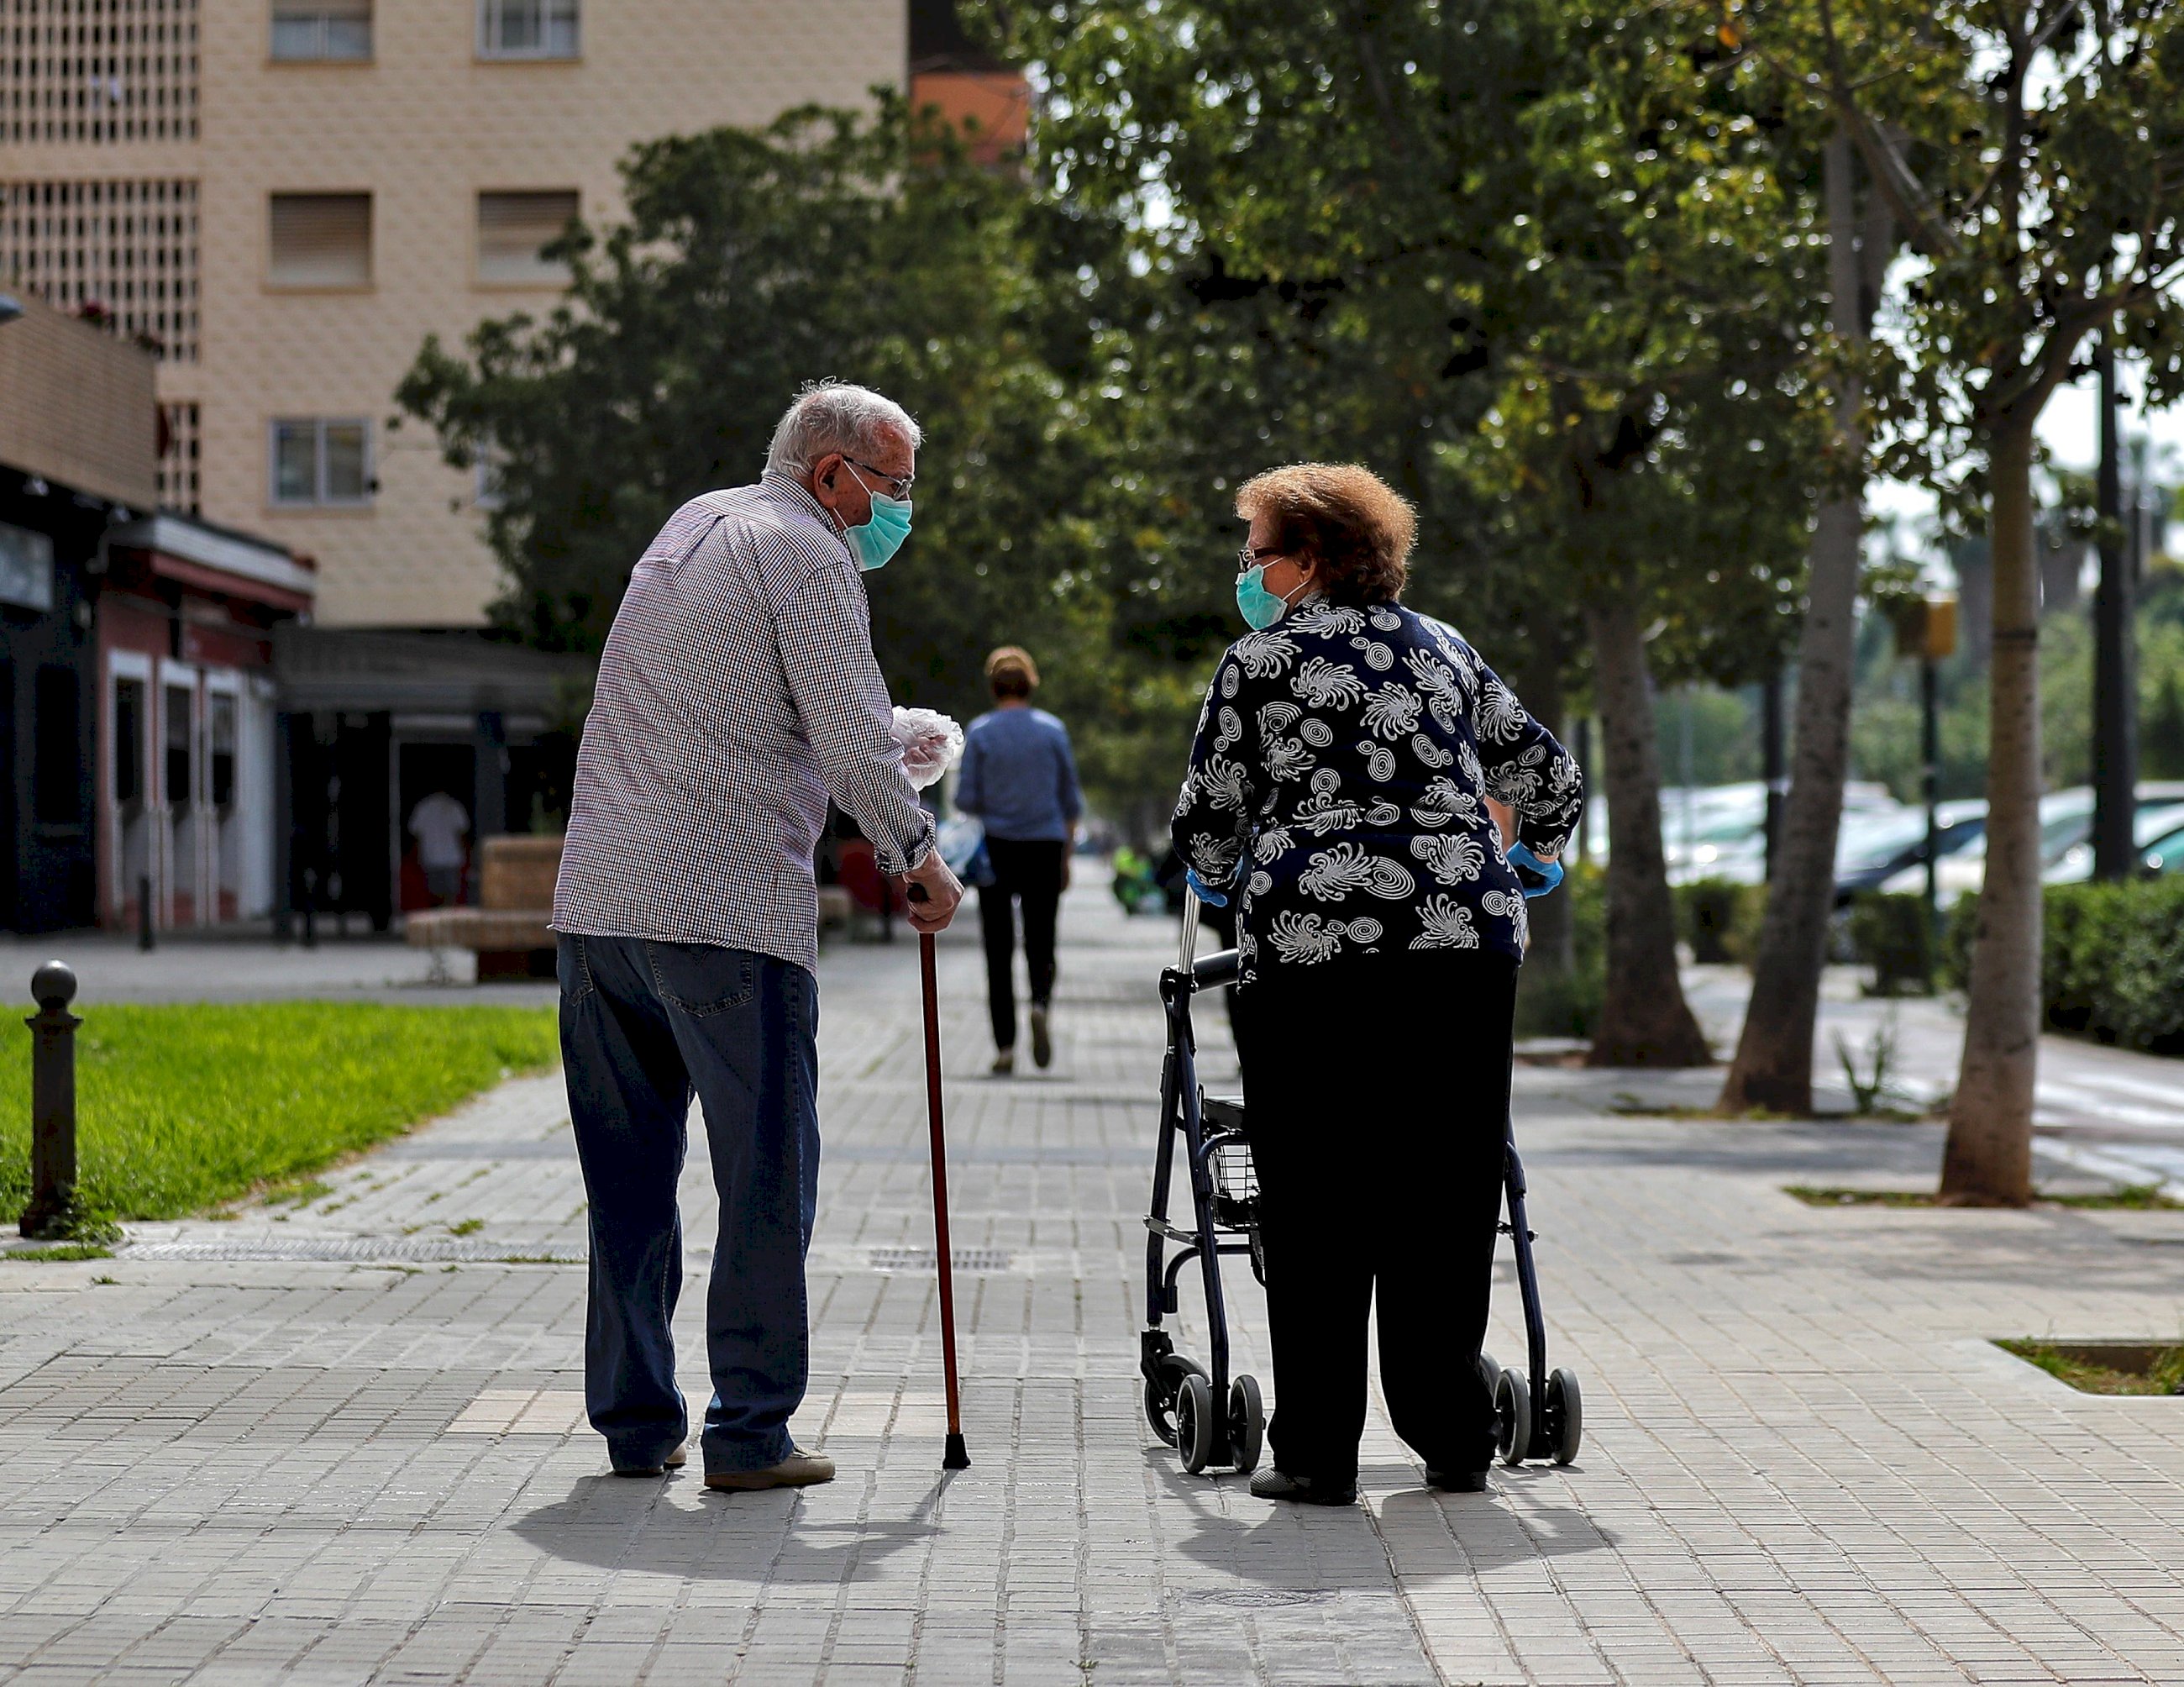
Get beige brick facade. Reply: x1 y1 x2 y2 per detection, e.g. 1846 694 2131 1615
3 0 906 627
0 290 159 508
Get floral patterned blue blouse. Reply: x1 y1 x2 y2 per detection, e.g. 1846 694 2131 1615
1170 594 1584 985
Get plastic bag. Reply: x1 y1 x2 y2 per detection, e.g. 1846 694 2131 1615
891 707 963 791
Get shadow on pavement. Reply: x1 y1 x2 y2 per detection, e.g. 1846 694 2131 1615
1146 1457 1614 1586
1378 1482 1617 1572
510 1473 941 1583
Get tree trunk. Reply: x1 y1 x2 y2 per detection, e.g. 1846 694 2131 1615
1718 132 1867 1116
1940 418 2042 1206
1584 596 1712 1066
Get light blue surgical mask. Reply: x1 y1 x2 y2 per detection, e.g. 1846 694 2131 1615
1235 563 1295 631
842 465 913 570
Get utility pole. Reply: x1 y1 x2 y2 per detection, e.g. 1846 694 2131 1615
2092 335 2138 881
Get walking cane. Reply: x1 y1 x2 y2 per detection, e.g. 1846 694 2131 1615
906 885 971 1469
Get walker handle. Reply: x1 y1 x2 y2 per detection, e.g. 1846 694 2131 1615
1507 843 1564 900
1184 868 1228 908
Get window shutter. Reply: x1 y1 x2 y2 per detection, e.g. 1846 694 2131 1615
269 193 371 286
476 190 580 285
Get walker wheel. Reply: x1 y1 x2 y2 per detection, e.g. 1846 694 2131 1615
1545 1368 1583 1465
1143 1353 1205 1448
1176 1374 1217 1474
1229 1374 1264 1474
1494 1369 1531 1466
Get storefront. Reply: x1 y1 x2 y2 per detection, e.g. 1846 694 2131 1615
97 515 314 931
0 291 157 933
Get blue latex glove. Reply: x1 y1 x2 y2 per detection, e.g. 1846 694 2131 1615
1506 842 1564 900
1184 867 1230 908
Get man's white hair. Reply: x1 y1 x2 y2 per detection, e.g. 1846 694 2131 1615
765 381 922 477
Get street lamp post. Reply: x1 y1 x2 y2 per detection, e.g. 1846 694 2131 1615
2092 334 2139 882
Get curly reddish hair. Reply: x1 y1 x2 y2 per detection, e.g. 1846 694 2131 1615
1236 463 1417 607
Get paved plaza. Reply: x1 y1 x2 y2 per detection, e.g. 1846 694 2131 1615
5 891 2184 1684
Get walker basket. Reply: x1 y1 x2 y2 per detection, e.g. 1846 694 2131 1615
1200 1093 1258 1228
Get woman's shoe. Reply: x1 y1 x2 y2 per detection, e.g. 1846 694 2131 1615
1029 1003 1053 1069
991 1048 1015 1075
1248 1468 1357 1506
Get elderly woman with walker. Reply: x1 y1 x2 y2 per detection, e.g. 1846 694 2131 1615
1169 463 1583 1506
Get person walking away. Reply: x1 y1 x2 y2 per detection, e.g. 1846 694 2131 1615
954 646 1083 1074
407 790 470 907
551 381 963 1490
1172 462 1583 1506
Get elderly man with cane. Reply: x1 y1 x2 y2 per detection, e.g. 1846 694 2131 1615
552 381 963 1489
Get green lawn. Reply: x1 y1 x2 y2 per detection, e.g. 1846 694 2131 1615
0 1002 558 1223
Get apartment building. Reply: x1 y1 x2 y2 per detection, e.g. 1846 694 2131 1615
3 0 972 927
2 0 911 628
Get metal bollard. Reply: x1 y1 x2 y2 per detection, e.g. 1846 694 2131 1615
19 962 81 1240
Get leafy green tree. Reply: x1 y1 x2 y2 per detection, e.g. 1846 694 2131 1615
1725 0 2184 1201
396 99 1132 786
1006 0 1824 1063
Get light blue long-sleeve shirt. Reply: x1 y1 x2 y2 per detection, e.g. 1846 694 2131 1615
956 706 1084 843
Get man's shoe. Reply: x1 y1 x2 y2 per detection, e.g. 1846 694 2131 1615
1425 1467 1490 1493
1029 1004 1053 1069
705 1448 836 1492
991 1048 1015 1076
1248 1468 1357 1506
612 1442 688 1478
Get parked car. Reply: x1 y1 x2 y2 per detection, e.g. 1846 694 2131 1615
1879 784 2184 905
2145 820 2184 875
1834 800 1987 906
2045 800 2184 885
1658 780 1898 886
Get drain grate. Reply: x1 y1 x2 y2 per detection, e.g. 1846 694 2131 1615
122 1237 585 1264
868 1246 1014 1274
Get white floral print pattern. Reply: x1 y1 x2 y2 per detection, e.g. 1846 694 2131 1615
1173 593 1582 983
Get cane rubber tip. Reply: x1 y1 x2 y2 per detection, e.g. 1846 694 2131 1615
31 961 76 1012
942 1434 969 1470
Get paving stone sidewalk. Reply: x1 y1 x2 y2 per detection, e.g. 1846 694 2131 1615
5 891 2184 1684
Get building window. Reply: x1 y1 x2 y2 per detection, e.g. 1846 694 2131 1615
209 694 238 808
476 190 579 286
164 684 193 807
0 522 56 612
114 679 147 807
158 402 202 513
268 192 370 287
270 418 371 507
473 440 507 510
478 0 577 59
0 179 201 362
34 668 81 826
272 0 371 60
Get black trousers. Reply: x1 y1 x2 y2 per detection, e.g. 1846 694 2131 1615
1231 950 1519 1485
978 838 1065 1050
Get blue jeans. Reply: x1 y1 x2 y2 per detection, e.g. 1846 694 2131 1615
557 933 820 1474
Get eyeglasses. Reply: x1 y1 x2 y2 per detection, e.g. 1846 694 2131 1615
1236 544 1284 576
844 457 915 501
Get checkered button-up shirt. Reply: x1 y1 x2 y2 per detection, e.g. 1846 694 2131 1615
553 473 934 974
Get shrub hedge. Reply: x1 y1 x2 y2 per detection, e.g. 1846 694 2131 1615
1514 861 1605 1038
1942 878 2184 1055
1676 877 1767 965
1845 892 1937 996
